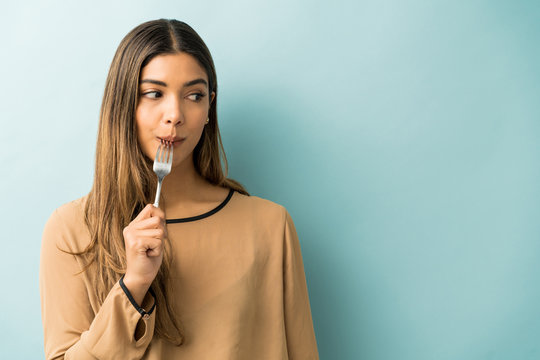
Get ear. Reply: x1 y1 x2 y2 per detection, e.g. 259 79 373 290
210 91 216 104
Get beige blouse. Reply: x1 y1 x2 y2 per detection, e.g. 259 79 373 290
40 190 319 359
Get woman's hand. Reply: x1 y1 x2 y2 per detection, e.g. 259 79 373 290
122 204 167 305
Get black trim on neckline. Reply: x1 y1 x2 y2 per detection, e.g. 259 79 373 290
166 188 234 224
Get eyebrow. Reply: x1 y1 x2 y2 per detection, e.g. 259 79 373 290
140 78 208 88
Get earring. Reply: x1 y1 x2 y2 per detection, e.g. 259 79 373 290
205 118 209 124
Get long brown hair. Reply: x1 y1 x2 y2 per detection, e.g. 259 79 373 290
82 19 248 345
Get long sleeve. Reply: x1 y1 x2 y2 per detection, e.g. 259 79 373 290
282 209 320 360
39 205 156 360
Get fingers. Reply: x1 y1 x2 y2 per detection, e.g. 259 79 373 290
126 236 162 256
134 228 166 239
124 205 167 252
133 238 163 257
134 216 165 230
149 205 165 219
133 204 153 222
123 225 166 243
123 204 166 289
133 203 166 222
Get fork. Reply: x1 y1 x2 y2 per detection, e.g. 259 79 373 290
153 140 173 208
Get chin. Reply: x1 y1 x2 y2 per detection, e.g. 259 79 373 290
172 153 193 168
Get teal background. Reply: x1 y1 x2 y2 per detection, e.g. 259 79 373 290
1 1 539 359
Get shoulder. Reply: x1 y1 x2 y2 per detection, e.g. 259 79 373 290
56 194 88 219
42 194 90 253
230 191 291 226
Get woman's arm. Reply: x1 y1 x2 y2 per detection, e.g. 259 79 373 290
39 207 156 360
282 209 320 360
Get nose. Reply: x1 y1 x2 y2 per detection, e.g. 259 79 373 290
161 94 184 126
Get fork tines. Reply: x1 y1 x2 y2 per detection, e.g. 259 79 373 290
155 140 173 164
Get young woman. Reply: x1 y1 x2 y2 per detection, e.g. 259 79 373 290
39 19 319 359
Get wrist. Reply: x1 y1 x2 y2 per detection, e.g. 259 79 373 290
122 274 151 306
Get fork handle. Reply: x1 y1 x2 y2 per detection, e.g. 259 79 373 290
153 178 163 207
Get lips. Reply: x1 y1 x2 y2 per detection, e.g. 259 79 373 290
157 136 185 143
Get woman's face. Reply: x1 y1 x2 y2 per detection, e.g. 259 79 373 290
135 52 215 169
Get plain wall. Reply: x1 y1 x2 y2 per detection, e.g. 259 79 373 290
1 1 539 359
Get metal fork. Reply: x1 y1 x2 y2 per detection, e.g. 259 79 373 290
153 141 173 207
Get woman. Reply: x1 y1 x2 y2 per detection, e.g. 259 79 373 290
40 19 319 359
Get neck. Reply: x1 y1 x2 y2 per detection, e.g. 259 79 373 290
161 155 206 205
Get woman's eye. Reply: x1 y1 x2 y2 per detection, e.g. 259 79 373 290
188 93 206 102
142 91 162 99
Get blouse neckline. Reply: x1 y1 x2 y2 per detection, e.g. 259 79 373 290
165 188 235 224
